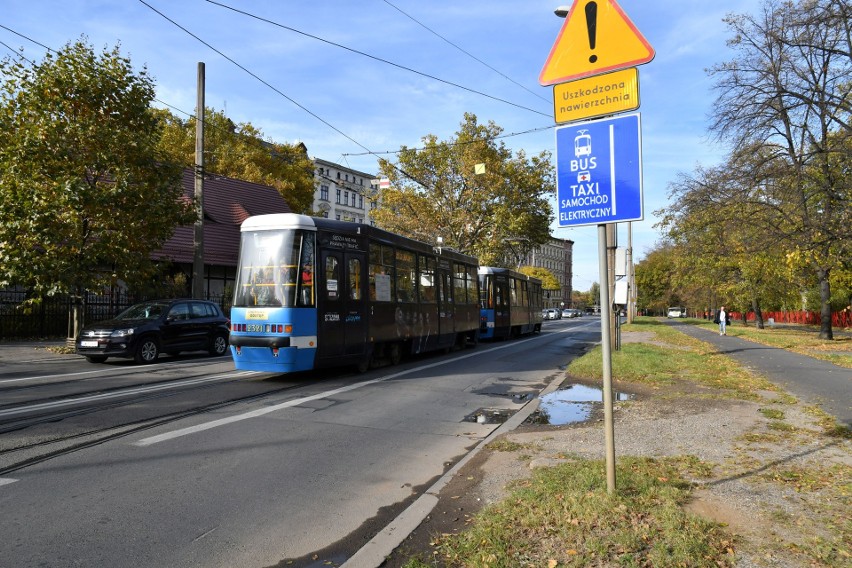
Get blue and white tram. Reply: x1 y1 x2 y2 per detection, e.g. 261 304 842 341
229 214 481 373
478 266 543 340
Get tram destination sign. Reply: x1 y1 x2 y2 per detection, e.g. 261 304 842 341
555 113 643 227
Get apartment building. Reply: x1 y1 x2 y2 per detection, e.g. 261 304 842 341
521 237 574 308
312 158 379 224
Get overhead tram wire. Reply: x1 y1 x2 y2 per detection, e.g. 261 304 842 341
202 0 551 118
381 0 551 106
0 20 426 193
341 125 555 158
0 24 324 185
137 0 382 157
136 1 447 192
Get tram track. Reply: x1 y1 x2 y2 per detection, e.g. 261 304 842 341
0 371 255 433
0 356 231 392
0 381 307 476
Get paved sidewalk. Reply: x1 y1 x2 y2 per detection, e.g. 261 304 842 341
0 340 72 363
672 321 851 427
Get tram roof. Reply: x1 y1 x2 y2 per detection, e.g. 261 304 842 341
240 214 479 264
478 266 542 284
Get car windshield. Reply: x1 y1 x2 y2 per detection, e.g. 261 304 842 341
116 302 168 321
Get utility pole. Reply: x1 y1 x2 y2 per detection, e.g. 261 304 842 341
192 62 205 299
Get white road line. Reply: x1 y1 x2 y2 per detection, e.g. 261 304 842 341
0 478 18 486
0 357 234 385
0 367 122 385
0 371 257 419
133 329 585 447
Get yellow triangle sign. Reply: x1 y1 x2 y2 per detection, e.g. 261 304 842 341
539 0 654 86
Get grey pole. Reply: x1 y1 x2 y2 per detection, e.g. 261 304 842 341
192 62 205 299
598 223 616 493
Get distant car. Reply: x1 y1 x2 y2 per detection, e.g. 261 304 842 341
667 307 687 318
545 308 560 320
76 299 230 364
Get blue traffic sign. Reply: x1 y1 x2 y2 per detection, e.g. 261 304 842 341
555 113 643 227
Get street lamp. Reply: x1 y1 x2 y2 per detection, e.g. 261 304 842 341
554 5 570 18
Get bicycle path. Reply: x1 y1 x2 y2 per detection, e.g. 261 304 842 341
670 321 851 427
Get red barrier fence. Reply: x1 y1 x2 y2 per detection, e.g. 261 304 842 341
729 310 851 329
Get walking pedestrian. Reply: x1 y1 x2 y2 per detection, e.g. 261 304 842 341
715 306 729 335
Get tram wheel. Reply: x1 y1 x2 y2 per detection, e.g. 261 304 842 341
388 343 401 366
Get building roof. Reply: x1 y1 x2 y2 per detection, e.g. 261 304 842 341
153 169 291 267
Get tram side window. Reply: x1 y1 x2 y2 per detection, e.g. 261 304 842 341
298 232 315 307
467 265 478 305
479 275 491 309
440 269 452 304
454 263 467 303
349 258 362 300
369 243 394 302
418 254 436 303
325 256 339 300
396 249 416 302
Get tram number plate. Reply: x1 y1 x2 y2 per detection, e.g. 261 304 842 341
80 341 99 347
246 324 265 332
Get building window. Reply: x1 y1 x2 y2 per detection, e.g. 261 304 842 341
336 188 341 204
320 185 329 201
358 195 364 209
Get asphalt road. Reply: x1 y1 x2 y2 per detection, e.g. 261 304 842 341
0 317 600 567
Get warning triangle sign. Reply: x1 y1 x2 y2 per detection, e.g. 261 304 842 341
539 0 654 86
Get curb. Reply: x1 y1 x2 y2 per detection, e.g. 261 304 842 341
341 375 564 568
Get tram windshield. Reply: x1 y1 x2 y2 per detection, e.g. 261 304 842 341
234 229 315 307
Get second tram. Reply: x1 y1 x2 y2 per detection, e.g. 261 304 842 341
229 214 481 373
478 266 543 340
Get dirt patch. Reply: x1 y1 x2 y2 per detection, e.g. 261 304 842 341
381 377 851 567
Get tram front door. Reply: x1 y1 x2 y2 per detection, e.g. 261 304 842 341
318 250 367 361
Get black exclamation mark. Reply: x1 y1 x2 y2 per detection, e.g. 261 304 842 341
585 1 598 63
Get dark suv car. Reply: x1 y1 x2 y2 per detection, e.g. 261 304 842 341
76 299 230 364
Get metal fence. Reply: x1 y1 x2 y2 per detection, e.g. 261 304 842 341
0 290 230 340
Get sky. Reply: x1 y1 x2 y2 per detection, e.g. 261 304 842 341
1 0 764 290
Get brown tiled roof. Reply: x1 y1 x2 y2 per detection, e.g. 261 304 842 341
153 169 291 266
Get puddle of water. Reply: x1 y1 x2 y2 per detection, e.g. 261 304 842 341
529 384 634 425
464 408 514 424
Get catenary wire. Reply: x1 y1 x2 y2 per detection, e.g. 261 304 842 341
381 0 551 105
202 0 551 118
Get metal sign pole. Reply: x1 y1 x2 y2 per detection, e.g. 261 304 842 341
597 223 616 493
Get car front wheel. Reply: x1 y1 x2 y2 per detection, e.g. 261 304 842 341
135 337 160 364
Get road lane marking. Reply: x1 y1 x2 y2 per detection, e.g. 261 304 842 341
0 372 257 419
0 478 18 486
0 357 235 385
133 328 588 447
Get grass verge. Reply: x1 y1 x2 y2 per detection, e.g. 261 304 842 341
398 318 850 568
426 457 733 568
